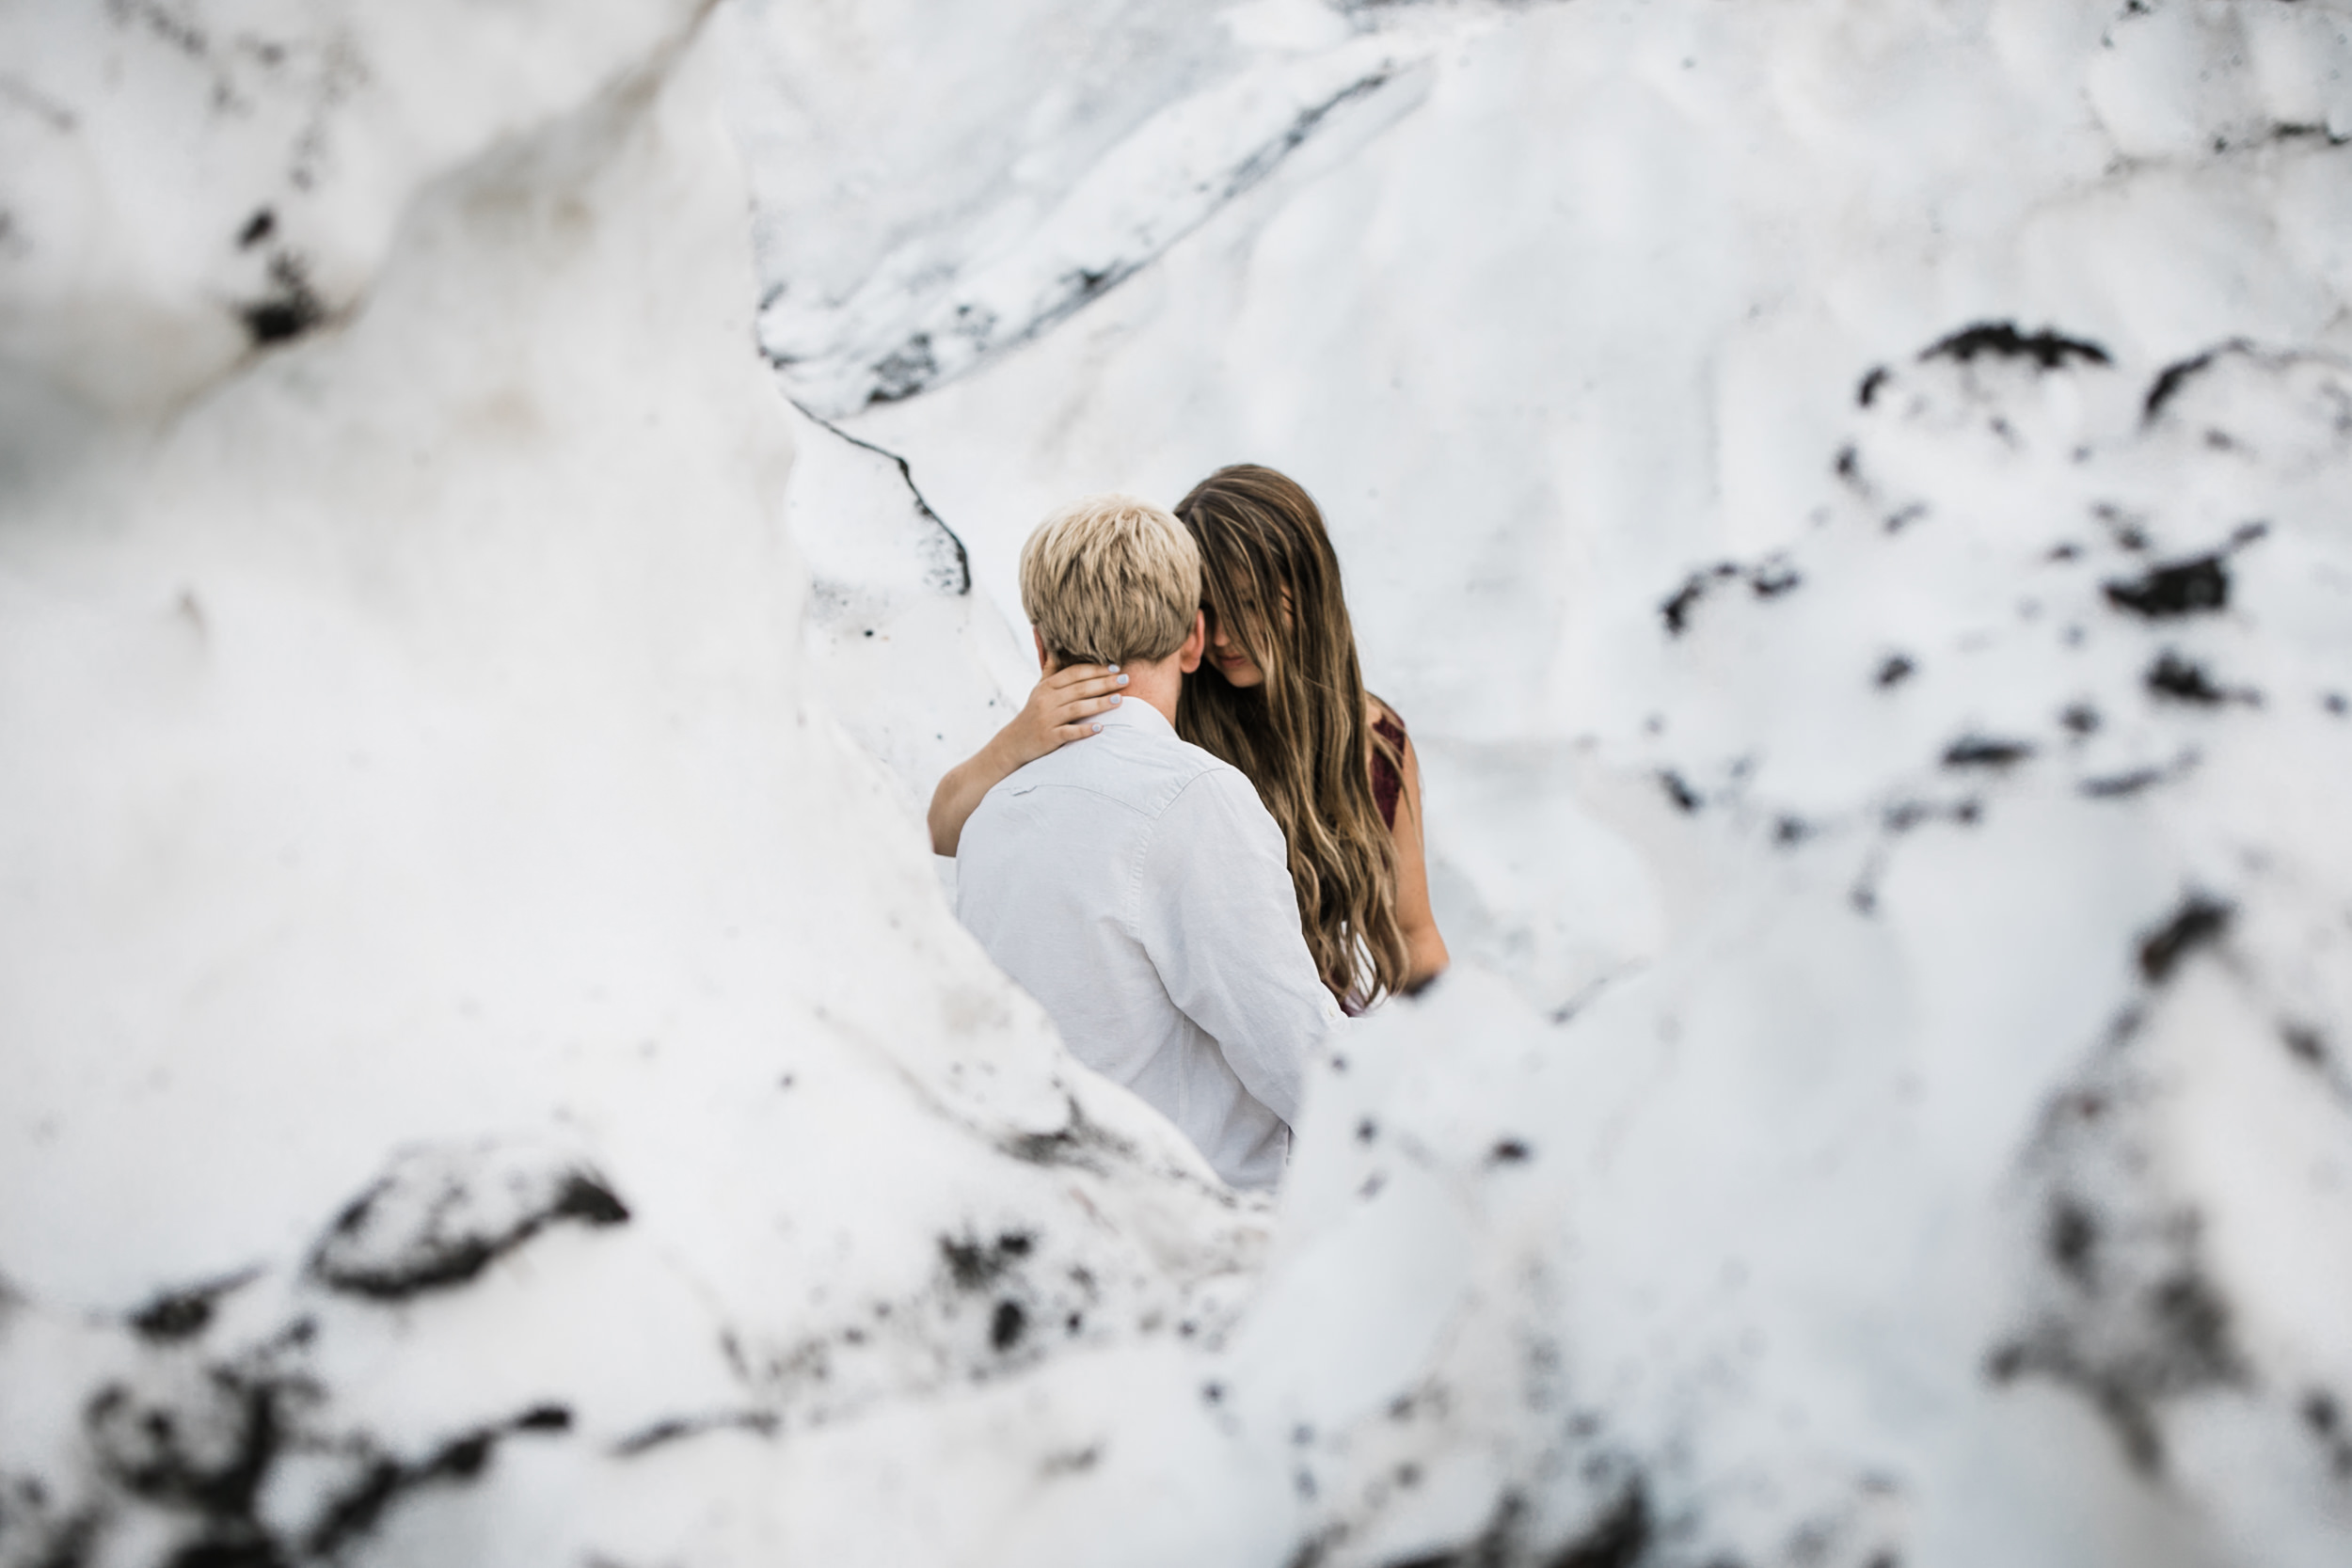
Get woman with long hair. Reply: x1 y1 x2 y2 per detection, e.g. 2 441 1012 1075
928 464 1447 1008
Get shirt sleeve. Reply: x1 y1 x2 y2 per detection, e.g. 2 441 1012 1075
1133 768 1343 1126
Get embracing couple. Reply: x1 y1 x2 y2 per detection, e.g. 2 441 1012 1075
930 466 1449 1190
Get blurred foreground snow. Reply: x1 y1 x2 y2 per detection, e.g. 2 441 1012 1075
5 2 2352 1566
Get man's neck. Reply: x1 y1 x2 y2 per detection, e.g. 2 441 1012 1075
1116 656 1184 724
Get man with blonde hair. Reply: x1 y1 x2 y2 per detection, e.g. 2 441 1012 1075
953 494 1343 1189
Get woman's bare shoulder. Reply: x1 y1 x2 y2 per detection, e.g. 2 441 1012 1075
1366 693 1406 737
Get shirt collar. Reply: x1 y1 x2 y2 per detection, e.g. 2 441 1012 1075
1095 695 1176 736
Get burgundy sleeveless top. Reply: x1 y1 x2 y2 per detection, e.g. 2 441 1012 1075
1370 711 1406 831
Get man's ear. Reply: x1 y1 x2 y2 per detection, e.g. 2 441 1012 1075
1176 609 1206 674
1033 626 1056 674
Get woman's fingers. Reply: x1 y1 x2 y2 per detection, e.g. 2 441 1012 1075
1050 693 1125 741
1019 665 1128 750
1047 673 1128 707
1046 666 1127 697
1040 662 1104 687
1050 692 1124 721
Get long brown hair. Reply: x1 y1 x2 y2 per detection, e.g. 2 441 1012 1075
1173 465 1409 1005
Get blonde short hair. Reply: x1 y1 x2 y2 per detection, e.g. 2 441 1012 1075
1018 493 1201 666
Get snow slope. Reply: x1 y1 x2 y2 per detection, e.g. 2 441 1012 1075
0 7 1261 1565
3 1 2351 1566
725 0 2352 1563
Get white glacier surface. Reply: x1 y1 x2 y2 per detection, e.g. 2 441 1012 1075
4 2 2352 1565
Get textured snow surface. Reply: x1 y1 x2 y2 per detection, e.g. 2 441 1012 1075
5 1 2352 1566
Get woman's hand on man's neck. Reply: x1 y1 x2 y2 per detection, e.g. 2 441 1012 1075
1035 610 1204 726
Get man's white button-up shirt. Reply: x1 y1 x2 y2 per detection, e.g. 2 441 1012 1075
955 697 1343 1189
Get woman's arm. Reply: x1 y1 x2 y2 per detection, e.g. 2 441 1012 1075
1388 729 1451 992
927 663 1129 855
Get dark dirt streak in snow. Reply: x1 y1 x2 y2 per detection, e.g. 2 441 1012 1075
0 72 80 133
999 1094 1141 1173
1218 69 1396 202
1375 1478 1649 1568
238 253 326 347
1921 322 2112 372
302 1407 573 1559
787 401 973 595
2079 767 2165 800
1942 735 2035 770
2137 895 2232 985
1660 558 1797 637
611 1409 777 1458
1992 1002 2259 1477
128 1268 264 1343
1656 769 1701 814
1989 1265 2249 1476
804 66 1410 414
974 66 1404 390
2144 650 2257 708
940 1229 1034 1292
310 1169 629 1303
2103 556 2228 619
